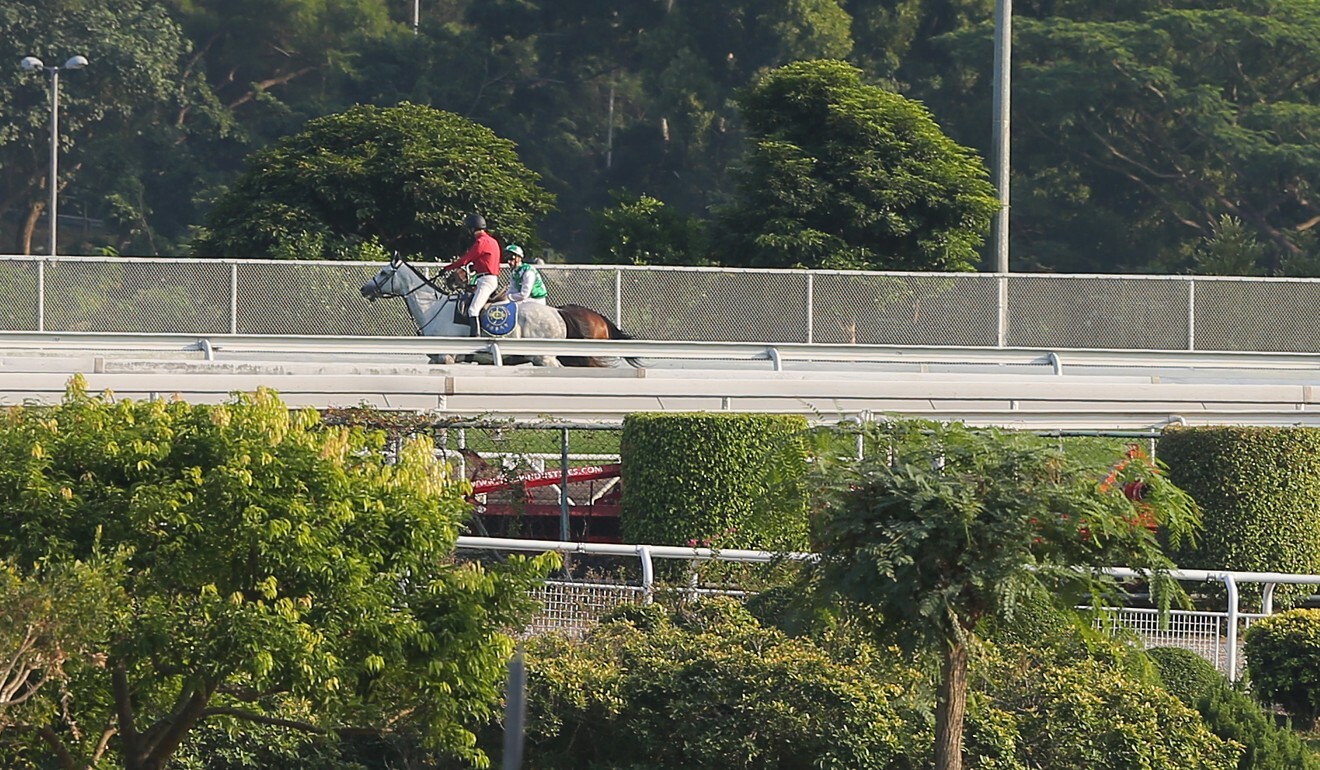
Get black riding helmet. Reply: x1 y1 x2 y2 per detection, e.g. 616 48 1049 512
464 213 487 232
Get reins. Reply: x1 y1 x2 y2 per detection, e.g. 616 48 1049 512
370 258 464 334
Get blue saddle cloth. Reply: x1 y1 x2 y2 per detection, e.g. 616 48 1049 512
479 301 519 336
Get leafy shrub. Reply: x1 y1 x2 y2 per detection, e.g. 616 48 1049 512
523 598 918 770
1244 609 1320 728
1148 643 1320 770
620 412 810 550
1148 646 1228 705
1158 428 1320 604
1199 686 1320 770
976 646 1240 770
591 194 709 266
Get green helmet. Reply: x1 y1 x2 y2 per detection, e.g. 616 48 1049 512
505 244 525 260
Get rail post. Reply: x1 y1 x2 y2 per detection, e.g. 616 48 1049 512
637 545 654 603
614 269 623 328
559 428 570 541
806 272 814 344
229 263 239 334
1222 573 1240 681
37 260 45 331
1187 279 1196 351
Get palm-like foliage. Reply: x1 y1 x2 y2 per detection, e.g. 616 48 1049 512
807 419 1201 770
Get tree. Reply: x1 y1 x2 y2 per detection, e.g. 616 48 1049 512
459 0 855 259
716 59 999 271
190 102 556 259
0 379 555 770
591 193 709 265
808 420 1201 770
0 0 193 254
928 0 1320 273
0 554 125 734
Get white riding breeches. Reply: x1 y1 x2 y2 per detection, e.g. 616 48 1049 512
467 274 498 318
512 295 547 305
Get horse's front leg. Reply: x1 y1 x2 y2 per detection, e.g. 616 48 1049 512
533 355 561 367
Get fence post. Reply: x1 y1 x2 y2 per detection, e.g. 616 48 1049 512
637 545 654 603
36 259 45 332
1222 573 1240 681
230 263 239 334
806 273 814 344
1187 279 1196 351
996 273 1008 347
560 428 570 542
614 269 623 326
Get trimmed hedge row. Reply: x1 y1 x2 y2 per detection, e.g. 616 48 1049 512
1158 427 1320 584
619 413 810 550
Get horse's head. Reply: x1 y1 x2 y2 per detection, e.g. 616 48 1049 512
360 255 409 302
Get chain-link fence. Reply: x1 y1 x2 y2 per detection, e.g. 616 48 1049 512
6 255 1320 352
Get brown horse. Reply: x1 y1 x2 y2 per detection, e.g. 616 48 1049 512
558 304 642 368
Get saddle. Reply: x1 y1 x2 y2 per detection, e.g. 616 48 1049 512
454 293 519 336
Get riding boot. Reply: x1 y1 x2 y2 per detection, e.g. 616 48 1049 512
467 316 480 337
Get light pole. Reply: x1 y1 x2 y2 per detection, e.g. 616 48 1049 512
991 0 1011 274
20 54 89 257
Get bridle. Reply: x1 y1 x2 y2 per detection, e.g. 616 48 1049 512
365 257 463 333
364 257 454 299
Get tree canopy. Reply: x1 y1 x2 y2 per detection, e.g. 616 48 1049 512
716 60 999 271
0 379 555 770
11 0 1320 274
808 420 1201 770
0 0 193 255
926 0 1320 274
190 102 555 259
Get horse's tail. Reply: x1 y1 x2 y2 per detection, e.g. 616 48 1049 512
606 323 644 368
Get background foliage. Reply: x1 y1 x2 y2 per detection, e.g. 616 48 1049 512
10 0 1320 274
190 102 555 260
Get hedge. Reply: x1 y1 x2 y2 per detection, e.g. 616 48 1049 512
1157 427 1320 590
1243 608 1320 728
619 412 810 549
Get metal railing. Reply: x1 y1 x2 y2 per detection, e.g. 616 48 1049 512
456 536 1320 680
6 255 1320 353
10 330 1320 373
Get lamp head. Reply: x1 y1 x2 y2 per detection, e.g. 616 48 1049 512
63 55 88 70
20 56 44 72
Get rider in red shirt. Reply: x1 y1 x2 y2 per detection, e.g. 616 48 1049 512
442 214 501 336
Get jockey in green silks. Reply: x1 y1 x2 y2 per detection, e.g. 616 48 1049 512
505 244 547 304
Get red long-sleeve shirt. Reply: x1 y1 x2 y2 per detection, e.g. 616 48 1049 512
443 231 501 276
